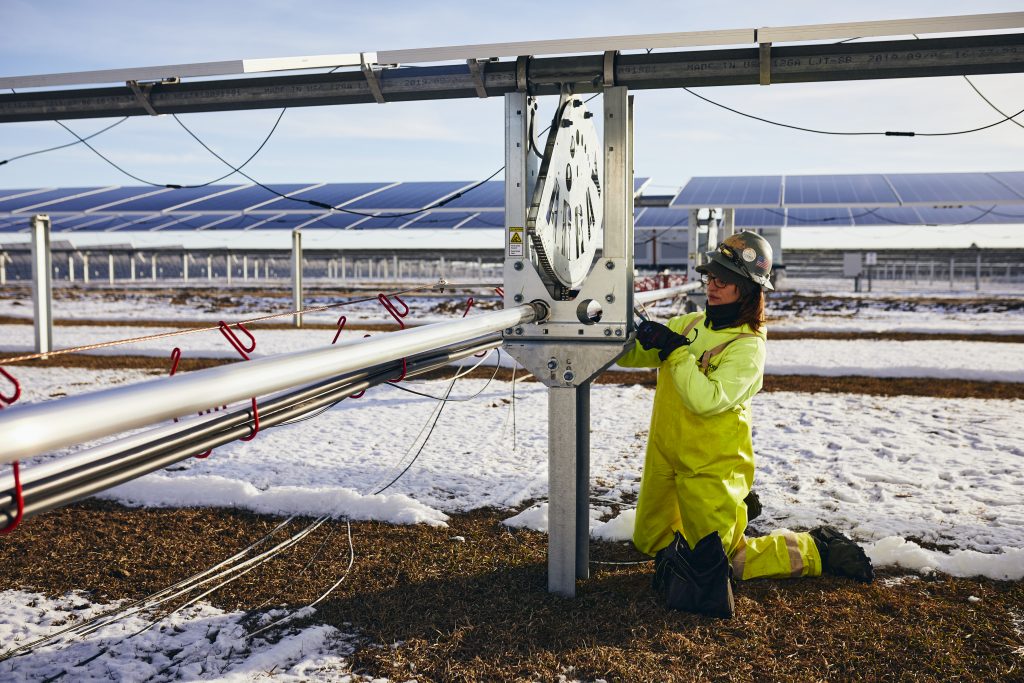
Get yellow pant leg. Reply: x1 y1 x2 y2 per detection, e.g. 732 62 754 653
731 531 822 580
632 443 683 556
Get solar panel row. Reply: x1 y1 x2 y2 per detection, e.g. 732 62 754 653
671 172 1024 208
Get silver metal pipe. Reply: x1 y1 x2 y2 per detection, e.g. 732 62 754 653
0 304 541 464
633 282 702 306
0 339 498 525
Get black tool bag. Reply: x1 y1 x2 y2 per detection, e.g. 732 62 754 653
653 530 734 618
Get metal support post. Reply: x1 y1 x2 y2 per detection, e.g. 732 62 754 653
151 254 157 281
82 253 90 284
207 254 213 280
243 255 249 281
721 208 736 239
68 254 74 282
0 252 7 285
30 214 53 355
130 253 136 281
227 255 233 285
975 251 981 291
950 257 955 289
761 227 784 289
292 229 303 328
183 253 189 282
108 253 115 284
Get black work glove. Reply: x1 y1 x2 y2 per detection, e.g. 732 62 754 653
636 320 693 361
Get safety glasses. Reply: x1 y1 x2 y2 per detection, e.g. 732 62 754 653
700 273 734 288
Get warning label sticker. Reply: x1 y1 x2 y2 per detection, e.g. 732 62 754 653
507 226 524 257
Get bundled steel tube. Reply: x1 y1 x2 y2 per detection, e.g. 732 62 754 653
0 336 499 527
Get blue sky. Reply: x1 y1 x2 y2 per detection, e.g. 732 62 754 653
1 0 1023 193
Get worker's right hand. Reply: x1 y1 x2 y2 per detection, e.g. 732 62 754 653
637 320 694 361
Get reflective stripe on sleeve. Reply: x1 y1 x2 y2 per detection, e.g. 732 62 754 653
783 532 804 577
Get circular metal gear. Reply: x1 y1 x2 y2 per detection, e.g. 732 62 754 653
527 95 603 292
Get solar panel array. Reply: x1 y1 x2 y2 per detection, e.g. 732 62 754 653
671 171 1024 208
1 173 1023 233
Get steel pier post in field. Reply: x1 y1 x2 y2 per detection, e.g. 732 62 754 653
502 86 635 597
30 214 53 355
292 228 303 328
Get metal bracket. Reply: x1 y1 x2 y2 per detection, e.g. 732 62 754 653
467 58 489 98
759 42 772 86
602 50 618 87
360 52 386 104
516 55 531 92
127 80 160 116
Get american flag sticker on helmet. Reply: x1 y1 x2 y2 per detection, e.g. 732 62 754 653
755 255 770 270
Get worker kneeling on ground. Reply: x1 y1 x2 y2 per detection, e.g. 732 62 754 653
619 231 873 619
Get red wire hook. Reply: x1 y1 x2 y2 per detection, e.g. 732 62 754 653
378 293 409 330
218 321 257 360
0 461 24 535
217 320 261 443
494 287 504 298
0 366 21 409
331 315 348 345
462 297 475 318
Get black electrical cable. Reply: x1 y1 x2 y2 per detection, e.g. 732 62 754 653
53 109 287 188
0 117 129 167
172 112 504 219
681 86 1024 137
962 75 1024 132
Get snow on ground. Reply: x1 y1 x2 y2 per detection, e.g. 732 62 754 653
2 287 1023 679
0 590 362 682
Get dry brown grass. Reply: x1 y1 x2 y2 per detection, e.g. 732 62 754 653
1 501 1021 682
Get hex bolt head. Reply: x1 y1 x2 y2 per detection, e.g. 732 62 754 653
604 328 612 336
513 294 524 303
563 370 575 382
547 358 558 369
615 329 623 336
605 294 615 303
513 261 524 271
605 260 615 270
561 119 573 128
515 327 523 335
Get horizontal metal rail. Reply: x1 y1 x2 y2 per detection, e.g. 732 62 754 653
634 282 702 305
0 303 542 464
0 337 498 526
1 34 1022 122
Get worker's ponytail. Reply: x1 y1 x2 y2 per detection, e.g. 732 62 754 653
734 281 765 333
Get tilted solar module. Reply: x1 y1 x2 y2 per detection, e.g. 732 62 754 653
26 187 168 213
403 211 481 229
182 184 320 212
436 181 504 210
785 207 854 227
0 187 110 213
914 205 1021 225
672 176 783 208
850 207 924 226
886 172 1024 205
734 208 785 228
104 186 249 213
783 174 899 207
345 181 473 211
458 211 505 229
635 207 688 228
988 171 1024 200
263 182 393 211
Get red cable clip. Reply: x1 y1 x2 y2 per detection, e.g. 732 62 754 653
378 293 409 330
218 321 260 443
168 348 214 457
0 461 24 534
331 315 348 345
462 297 475 318
494 287 504 298
0 367 21 409
219 321 257 360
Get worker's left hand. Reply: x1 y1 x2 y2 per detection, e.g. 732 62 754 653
637 321 693 360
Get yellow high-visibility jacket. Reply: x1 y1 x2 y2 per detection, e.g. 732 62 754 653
618 311 766 556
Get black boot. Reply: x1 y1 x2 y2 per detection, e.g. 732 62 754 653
744 489 762 521
652 531 735 618
810 525 874 584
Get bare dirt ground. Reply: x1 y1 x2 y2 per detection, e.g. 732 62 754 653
1 501 1021 682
